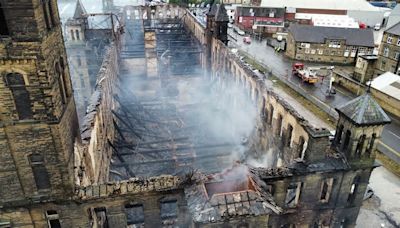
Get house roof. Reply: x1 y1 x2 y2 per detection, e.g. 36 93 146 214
335 91 391 126
215 4 229 22
207 3 219 16
288 24 375 47
386 5 400 29
371 71 400 101
386 21 400 36
235 6 285 18
260 0 387 12
73 0 87 19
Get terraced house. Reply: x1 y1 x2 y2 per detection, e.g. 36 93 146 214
375 21 400 76
286 24 375 64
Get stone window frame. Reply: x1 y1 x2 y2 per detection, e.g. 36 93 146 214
41 0 56 31
387 35 393 44
29 153 51 191
347 176 361 205
286 124 293 148
45 210 61 228
319 178 334 203
383 47 390 57
394 51 400 61
125 203 145 225
285 181 302 208
318 49 323 55
380 60 386 71
160 199 178 220
4 71 33 120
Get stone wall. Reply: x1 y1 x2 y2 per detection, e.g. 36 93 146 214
77 42 120 186
0 0 79 205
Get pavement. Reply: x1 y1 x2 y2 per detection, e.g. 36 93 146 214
230 30 400 164
357 166 400 228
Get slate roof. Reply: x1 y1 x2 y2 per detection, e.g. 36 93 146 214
386 21 400 36
236 6 285 18
335 92 391 126
207 3 218 16
73 0 87 19
215 4 229 22
289 24 375 47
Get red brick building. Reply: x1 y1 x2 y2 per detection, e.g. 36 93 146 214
235 6 285 34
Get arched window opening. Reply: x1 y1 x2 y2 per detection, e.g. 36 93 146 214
55 62 67 104
355 134 366 157
42 0 51 30
342 130 351 152
70 29 75 40
334 124 344 146
276 114 283 136
60 57 70 97
297 136 305 159
286 124 293 147
29 154 51 190
367 133 376 155
47 0 55 27
0 3 9 36
261 97 266 117
268 105 274 125
5 73 33 120
75 29 80 40
347 176 360 205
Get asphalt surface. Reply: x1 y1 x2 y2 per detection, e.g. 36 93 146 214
230 31 400 164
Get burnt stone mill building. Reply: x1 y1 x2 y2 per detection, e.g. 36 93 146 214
0 0 391 227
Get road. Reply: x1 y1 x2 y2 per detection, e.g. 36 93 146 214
230 32 400 163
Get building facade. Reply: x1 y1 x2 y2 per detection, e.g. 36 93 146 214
0 2 392 228
235 6 285 34
374 22 400 76
286 24 375 64
0 0 79 206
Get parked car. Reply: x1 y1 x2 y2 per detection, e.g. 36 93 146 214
374 23 381 30
243 36 251 44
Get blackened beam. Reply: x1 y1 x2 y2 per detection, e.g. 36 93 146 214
117 143 234 155
116 99 164 125
112 110 143 140
113 118 126 141
157 50 202 54
111 150 233 167
116 137 189 147
108 140 136 177
117 125 170 139
115 99 162 133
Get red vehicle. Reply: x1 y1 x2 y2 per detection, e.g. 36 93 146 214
291 62 319 84
243 36 251 44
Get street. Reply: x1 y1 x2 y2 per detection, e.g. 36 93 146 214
230 31 400 164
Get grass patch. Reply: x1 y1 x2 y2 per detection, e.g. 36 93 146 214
376 151 400 176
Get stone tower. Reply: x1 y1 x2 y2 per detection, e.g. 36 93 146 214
213 3 229 45
333 89 391 165
0 0 79 205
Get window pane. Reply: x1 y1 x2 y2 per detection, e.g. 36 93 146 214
160 200 177 219
32 166 51 190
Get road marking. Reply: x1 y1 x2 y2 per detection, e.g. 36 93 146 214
379 141 400 157
388 130 400 140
